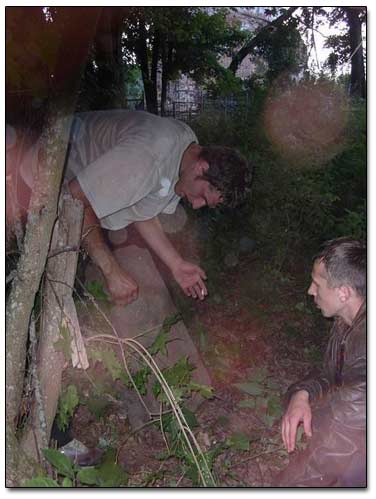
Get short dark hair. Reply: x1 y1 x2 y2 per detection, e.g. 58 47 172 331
198 146 253 208
314 237 366 298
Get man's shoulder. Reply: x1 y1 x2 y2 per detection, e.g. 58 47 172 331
345 308 366 360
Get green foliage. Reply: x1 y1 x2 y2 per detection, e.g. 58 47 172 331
152 355 213 404
84 395 112 420
132 367 151 395
23 448 128 488
89 347 125 382
192 93 365 281
336 203 366 241
233 381 263 397
125 66 144 100
57 385 79 432
62 477 74 487
120 6 247 111
80 449 128 487
43 448 76 479
153 357 194 402
234 368 283 428
23 476 60 487
157 407 217 487
254 18 307 81
184 449 218 487
226 432 250 451
149 313 182 356
85 281 110 302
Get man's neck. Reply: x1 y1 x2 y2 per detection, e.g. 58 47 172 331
340 297 365 325
179 143 200 175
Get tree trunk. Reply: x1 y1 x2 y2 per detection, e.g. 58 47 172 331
94 7 127 109
345 7 366 99
19 195 83 460
160 37 169 116
6 108 76 433
136 19 158 114
6 424 44 487
6 7 101 486
150 29 160 114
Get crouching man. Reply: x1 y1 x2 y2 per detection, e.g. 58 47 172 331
274 237 366 487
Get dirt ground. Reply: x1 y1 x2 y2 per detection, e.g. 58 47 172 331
65 241 328 488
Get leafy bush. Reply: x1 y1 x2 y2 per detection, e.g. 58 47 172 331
190 91 366 273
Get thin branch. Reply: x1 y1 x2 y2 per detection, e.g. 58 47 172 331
47 245 80 259
159 401 170 455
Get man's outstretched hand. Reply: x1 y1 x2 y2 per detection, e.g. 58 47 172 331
281 390 312 453
172 259 208 300
105 266 139 306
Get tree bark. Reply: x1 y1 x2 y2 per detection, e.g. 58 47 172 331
6 108 77 433
344 7 366 99
229 7 297 74
160 36 170 116
94 7 127 108
150 29 160 114
6 424 44 487
136 19 158 114
6 7 101 486
20 195 84 460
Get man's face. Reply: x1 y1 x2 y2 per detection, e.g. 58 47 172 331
184 176 223 210
177 159 223 209
307 260 342 318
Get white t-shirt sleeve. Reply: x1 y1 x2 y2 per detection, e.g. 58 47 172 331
76 142 157 222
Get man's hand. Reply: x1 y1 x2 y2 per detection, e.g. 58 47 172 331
104 266 139 306
281 390 312 453
172 260 207 300
133 218 208 300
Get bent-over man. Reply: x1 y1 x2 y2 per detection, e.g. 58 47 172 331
6 110 252 305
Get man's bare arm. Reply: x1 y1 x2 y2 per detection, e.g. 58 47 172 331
69 179 138 305
133 217 207 300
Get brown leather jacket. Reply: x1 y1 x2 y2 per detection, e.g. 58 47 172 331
275 303 366 487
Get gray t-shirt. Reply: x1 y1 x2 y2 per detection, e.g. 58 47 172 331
66 110 197 230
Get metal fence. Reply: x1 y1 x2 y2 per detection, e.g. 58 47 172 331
125 93 251 122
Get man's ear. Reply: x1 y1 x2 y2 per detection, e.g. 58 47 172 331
195 158 209 175
338 285 352 303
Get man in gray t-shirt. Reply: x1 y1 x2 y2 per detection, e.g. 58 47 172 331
7 110 252 305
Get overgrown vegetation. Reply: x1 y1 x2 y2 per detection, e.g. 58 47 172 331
190 84 366 274
9 82 365 489
7 5 366 487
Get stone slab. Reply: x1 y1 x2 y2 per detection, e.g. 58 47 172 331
82 244 211 426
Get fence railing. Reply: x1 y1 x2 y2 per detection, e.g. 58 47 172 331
125 93 251 122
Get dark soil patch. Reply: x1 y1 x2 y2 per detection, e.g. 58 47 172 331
65 245 328 487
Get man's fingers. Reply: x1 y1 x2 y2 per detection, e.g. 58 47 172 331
197 280 207 299
303 414 312 438
283 420 290 451
185 285 206 300
199 270 207 280
113 287 139 306
288 420 298 453
194 281 207 300
281 419 288 450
